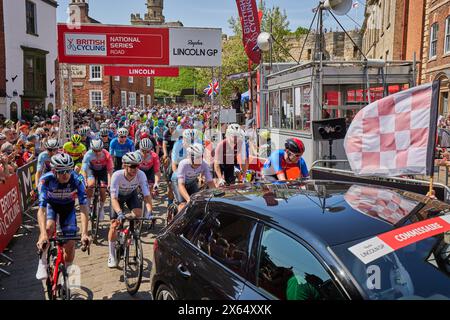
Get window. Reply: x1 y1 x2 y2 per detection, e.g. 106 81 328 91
147 95 152 106
307 49 312 60
140 95 145 107
195 211 256 278
445 16 450 54
129 92 136 107
280 88 294 130
114 76 120 81
430 23 438 59
23 49 47 95
26 1 37 35
147 77 151 87
173 203 208 242
90 90 103 108
90 65 102 81
254 226 345 300
302 86 311 131
268 91 280 128
128 76 134 83
121 91 127 107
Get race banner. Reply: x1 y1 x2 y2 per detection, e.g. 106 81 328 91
58 24 170 65
103 66 179 77
58 24 222 67
235 0 261 64
0 175 22 253
17 160 37 212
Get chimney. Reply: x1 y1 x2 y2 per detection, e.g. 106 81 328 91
69 0 90 24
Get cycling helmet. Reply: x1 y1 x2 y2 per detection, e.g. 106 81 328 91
100 122 108 129
140 138 153 151
158 119 165 128
226 124 243 138
44 139 59 149
259 129 271 141
285 138 305 154
183 129 199 144
187 143 204 159
100 128 109 136
78 127 89 136
90 139 103 151
51 153 74 171
122 151 142 166
140 127 150 134
168 121 177 129
71 134 82 144
51 115 60 122
140 132 150 140
166 116 174 122
109 123 117 129
117 128 129 137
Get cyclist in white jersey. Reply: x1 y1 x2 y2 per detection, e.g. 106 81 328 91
107 151 153 268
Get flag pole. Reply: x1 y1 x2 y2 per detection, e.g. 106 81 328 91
427 80 441 199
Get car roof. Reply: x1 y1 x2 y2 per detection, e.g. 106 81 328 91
194 180 450 247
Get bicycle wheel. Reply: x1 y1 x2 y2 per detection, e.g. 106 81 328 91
56 265 70 300
123 234 143 295
166 203 178 226
91 192 101 242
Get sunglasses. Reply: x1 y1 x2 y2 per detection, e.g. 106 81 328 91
119 136 127 139
56 170 71 175
47 148 57 152
101 135 108 138
287 150 302 159
127 164 139 169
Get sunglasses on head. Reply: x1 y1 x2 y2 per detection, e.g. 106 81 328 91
127 164 139 169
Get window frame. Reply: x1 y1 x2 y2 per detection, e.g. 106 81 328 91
128 76 134 83
128 91 136 107
147 77 151 87
147 95 152 106
445 16 450 55
89 65 102 81
89 90 103 108
25 0 37 36
22 47 47 96
121 91 127 107
140 95 145 107
429 22 439 60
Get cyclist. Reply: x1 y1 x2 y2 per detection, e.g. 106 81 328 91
137 139 161 216
99 128 111 147
109 128 135 171
162 121 178 205
262 138 309 182
35 139 59 190
81 140 113 221
214 124 249 186
153 119 167 156
78 127 92 151
171 129 201 177
173 143 215 212
35 153 90 280
109 123 118 140
63 134 87 173
108 152 153 268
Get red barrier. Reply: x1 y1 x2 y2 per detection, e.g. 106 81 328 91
0 175 23 253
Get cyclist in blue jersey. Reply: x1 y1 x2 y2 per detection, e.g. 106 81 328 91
262 138 309 182
99 128 111 148
78 127 92 151
153 119 167 156
109 128 135 171
35 139 59 191
35 153 90 280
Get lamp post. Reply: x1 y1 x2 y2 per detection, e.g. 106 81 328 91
257 32 272 129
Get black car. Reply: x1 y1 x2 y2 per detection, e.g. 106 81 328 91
150 180 450 300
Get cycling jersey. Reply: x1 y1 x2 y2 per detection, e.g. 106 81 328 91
262 149 309 178
81 137 92 150
137 150 160 173
175 159 213 185
163 129 179 154
36 151 52 175
153 126 167 142
81 149 113 176
171 140 188 166
63 142 87 161
38 171 87 208
108 130 117 140
110 169 150 198
109 137 135 158
214 139 248 165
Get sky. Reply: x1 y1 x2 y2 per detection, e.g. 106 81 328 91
56 0 366 36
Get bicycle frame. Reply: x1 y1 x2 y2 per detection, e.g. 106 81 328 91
50 241 66 294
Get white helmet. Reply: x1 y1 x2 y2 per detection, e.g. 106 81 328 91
51 153 74 171
182 129 200 144
117 128 129 137
226 123 243 138
140 138 153 151
44 139 59 149
90 139 103 151
100 122 108 129
122 151 142 166
79 127 90 136
187 143 204 159
109 123 117 129
168 120 177 129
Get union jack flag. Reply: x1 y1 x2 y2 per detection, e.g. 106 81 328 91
204 79 219 97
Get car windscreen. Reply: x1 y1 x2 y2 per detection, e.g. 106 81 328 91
331 233 450 300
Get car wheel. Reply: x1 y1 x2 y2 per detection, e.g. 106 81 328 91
155 284 177 300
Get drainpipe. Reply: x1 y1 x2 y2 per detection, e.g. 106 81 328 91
418 0 426 85
401 0 409 60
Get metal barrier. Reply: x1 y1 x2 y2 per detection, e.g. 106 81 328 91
310 159 450 203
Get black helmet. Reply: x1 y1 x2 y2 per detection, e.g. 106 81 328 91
285 138 305 154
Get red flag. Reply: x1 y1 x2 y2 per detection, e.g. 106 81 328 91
344 81 440 177
235 0 261 64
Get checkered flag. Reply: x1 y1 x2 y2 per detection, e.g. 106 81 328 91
344 81 440 177
344 185 419 225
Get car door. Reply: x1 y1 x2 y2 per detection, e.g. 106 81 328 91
242 224 348 300
175 203 258 300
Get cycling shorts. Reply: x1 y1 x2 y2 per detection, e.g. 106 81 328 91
141 167 155 184
172 180 199 204
87 169 108 187
46 202 77 236
110 190 141 219
113 156 123 171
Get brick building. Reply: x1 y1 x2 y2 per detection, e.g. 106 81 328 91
57 0 155 110
421 0 450 115
0 0 6 114
131 0 183 27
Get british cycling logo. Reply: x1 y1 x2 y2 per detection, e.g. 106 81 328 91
67 38 76 51
65 35 107 55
